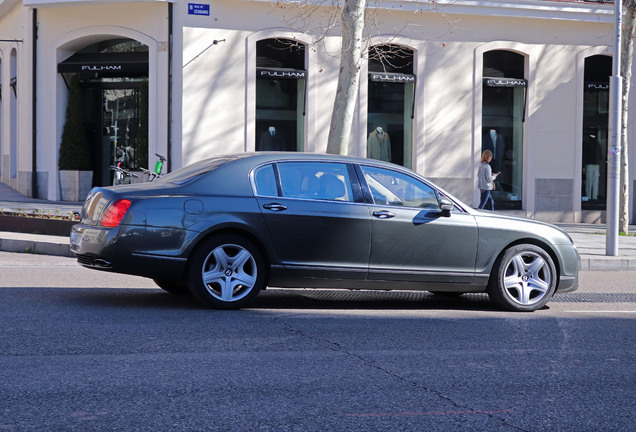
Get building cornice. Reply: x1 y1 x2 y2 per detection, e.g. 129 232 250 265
7 0 614 23
246 0 613 23
23 0 173 8
424 0 613 22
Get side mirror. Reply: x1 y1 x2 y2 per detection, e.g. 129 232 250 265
439 197 454 217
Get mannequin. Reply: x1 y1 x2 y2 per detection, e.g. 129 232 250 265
583 131 603 200
367 126 391 162
258 126 286 151
482 129 505 173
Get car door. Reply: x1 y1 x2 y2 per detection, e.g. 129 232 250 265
253 161 371 279
358 164 478 283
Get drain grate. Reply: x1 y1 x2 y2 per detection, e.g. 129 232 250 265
551 293 636 303
265 289 636 304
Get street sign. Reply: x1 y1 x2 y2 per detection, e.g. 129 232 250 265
188 3 210 16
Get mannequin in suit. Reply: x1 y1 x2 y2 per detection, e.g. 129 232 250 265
367 127 391 162
258 126 286 151
583 131 603 200
482 129 505 173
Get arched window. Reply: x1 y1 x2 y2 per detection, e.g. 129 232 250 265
582 55 611 209
482 50 526 210
255 38 306 152
367 44 415 168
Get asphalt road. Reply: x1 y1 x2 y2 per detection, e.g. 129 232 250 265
0 252 634 432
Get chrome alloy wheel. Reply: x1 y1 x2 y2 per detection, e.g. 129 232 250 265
502 250 552 306
201 243 258 302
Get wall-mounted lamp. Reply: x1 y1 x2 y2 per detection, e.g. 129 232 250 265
184 39 227 68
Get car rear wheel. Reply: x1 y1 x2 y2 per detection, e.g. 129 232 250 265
488 244 557 312
153 279 190 296
187 234 265 309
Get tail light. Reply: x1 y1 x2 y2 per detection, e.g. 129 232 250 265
101 199 131 227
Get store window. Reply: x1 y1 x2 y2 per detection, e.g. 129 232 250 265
256 39 306 152
367 45 415 168
582 55 610 209
482 50 526 210
58 38 149 186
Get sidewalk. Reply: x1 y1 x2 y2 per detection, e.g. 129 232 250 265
1 182 636 270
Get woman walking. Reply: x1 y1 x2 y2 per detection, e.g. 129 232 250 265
478 149 499 210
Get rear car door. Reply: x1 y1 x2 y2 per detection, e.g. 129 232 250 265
358 164 479 283
253 161 371 279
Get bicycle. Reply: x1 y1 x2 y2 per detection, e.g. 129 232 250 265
140 154 167 182
110 162 139 185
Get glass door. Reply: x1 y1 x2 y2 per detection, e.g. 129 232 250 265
83 82 147 186
482 50 526 210
582 55 611 210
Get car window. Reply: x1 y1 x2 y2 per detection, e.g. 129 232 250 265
160 156 236 184
360 165 440 210
253 164 278 197
277 162 354 202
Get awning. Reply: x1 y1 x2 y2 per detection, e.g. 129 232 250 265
58 52 148 76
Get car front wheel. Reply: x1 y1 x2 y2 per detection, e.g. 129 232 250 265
187 234 266 309
488 244 557 312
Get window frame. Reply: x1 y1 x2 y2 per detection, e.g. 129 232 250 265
355 163 467 214
251 161 364 203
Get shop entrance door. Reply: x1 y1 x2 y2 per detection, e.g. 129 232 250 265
482 50 526 210
83 83 146 186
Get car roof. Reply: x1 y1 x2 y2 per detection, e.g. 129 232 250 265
162 152 470 212
228 151 395 166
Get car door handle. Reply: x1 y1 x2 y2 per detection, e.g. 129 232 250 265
263 203 287 212
373 210 395 219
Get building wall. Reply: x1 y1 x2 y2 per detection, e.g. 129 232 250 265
0 1 31 193
0 0 632 224
176 0 628 222
36 1 169 200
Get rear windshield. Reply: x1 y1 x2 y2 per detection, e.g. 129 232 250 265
158 156 236 184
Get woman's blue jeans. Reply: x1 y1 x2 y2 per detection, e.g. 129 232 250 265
479 189 495 210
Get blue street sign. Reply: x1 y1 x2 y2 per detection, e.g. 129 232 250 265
188 3 210 16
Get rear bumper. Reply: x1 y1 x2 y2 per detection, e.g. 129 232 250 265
71 223 190 280
74 251 187 280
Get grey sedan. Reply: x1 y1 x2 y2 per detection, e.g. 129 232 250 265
70 152 579 312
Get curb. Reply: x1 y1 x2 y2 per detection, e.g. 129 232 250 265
0 232 74 258
579 256 636 272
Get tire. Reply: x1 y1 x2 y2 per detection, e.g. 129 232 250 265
488 244 557 312
153 278 190 296
187 234 266 309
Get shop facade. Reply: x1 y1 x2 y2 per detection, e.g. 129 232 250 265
0 0 632 223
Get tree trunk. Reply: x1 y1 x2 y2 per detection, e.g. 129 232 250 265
620 1 636 234
325 0 367 155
